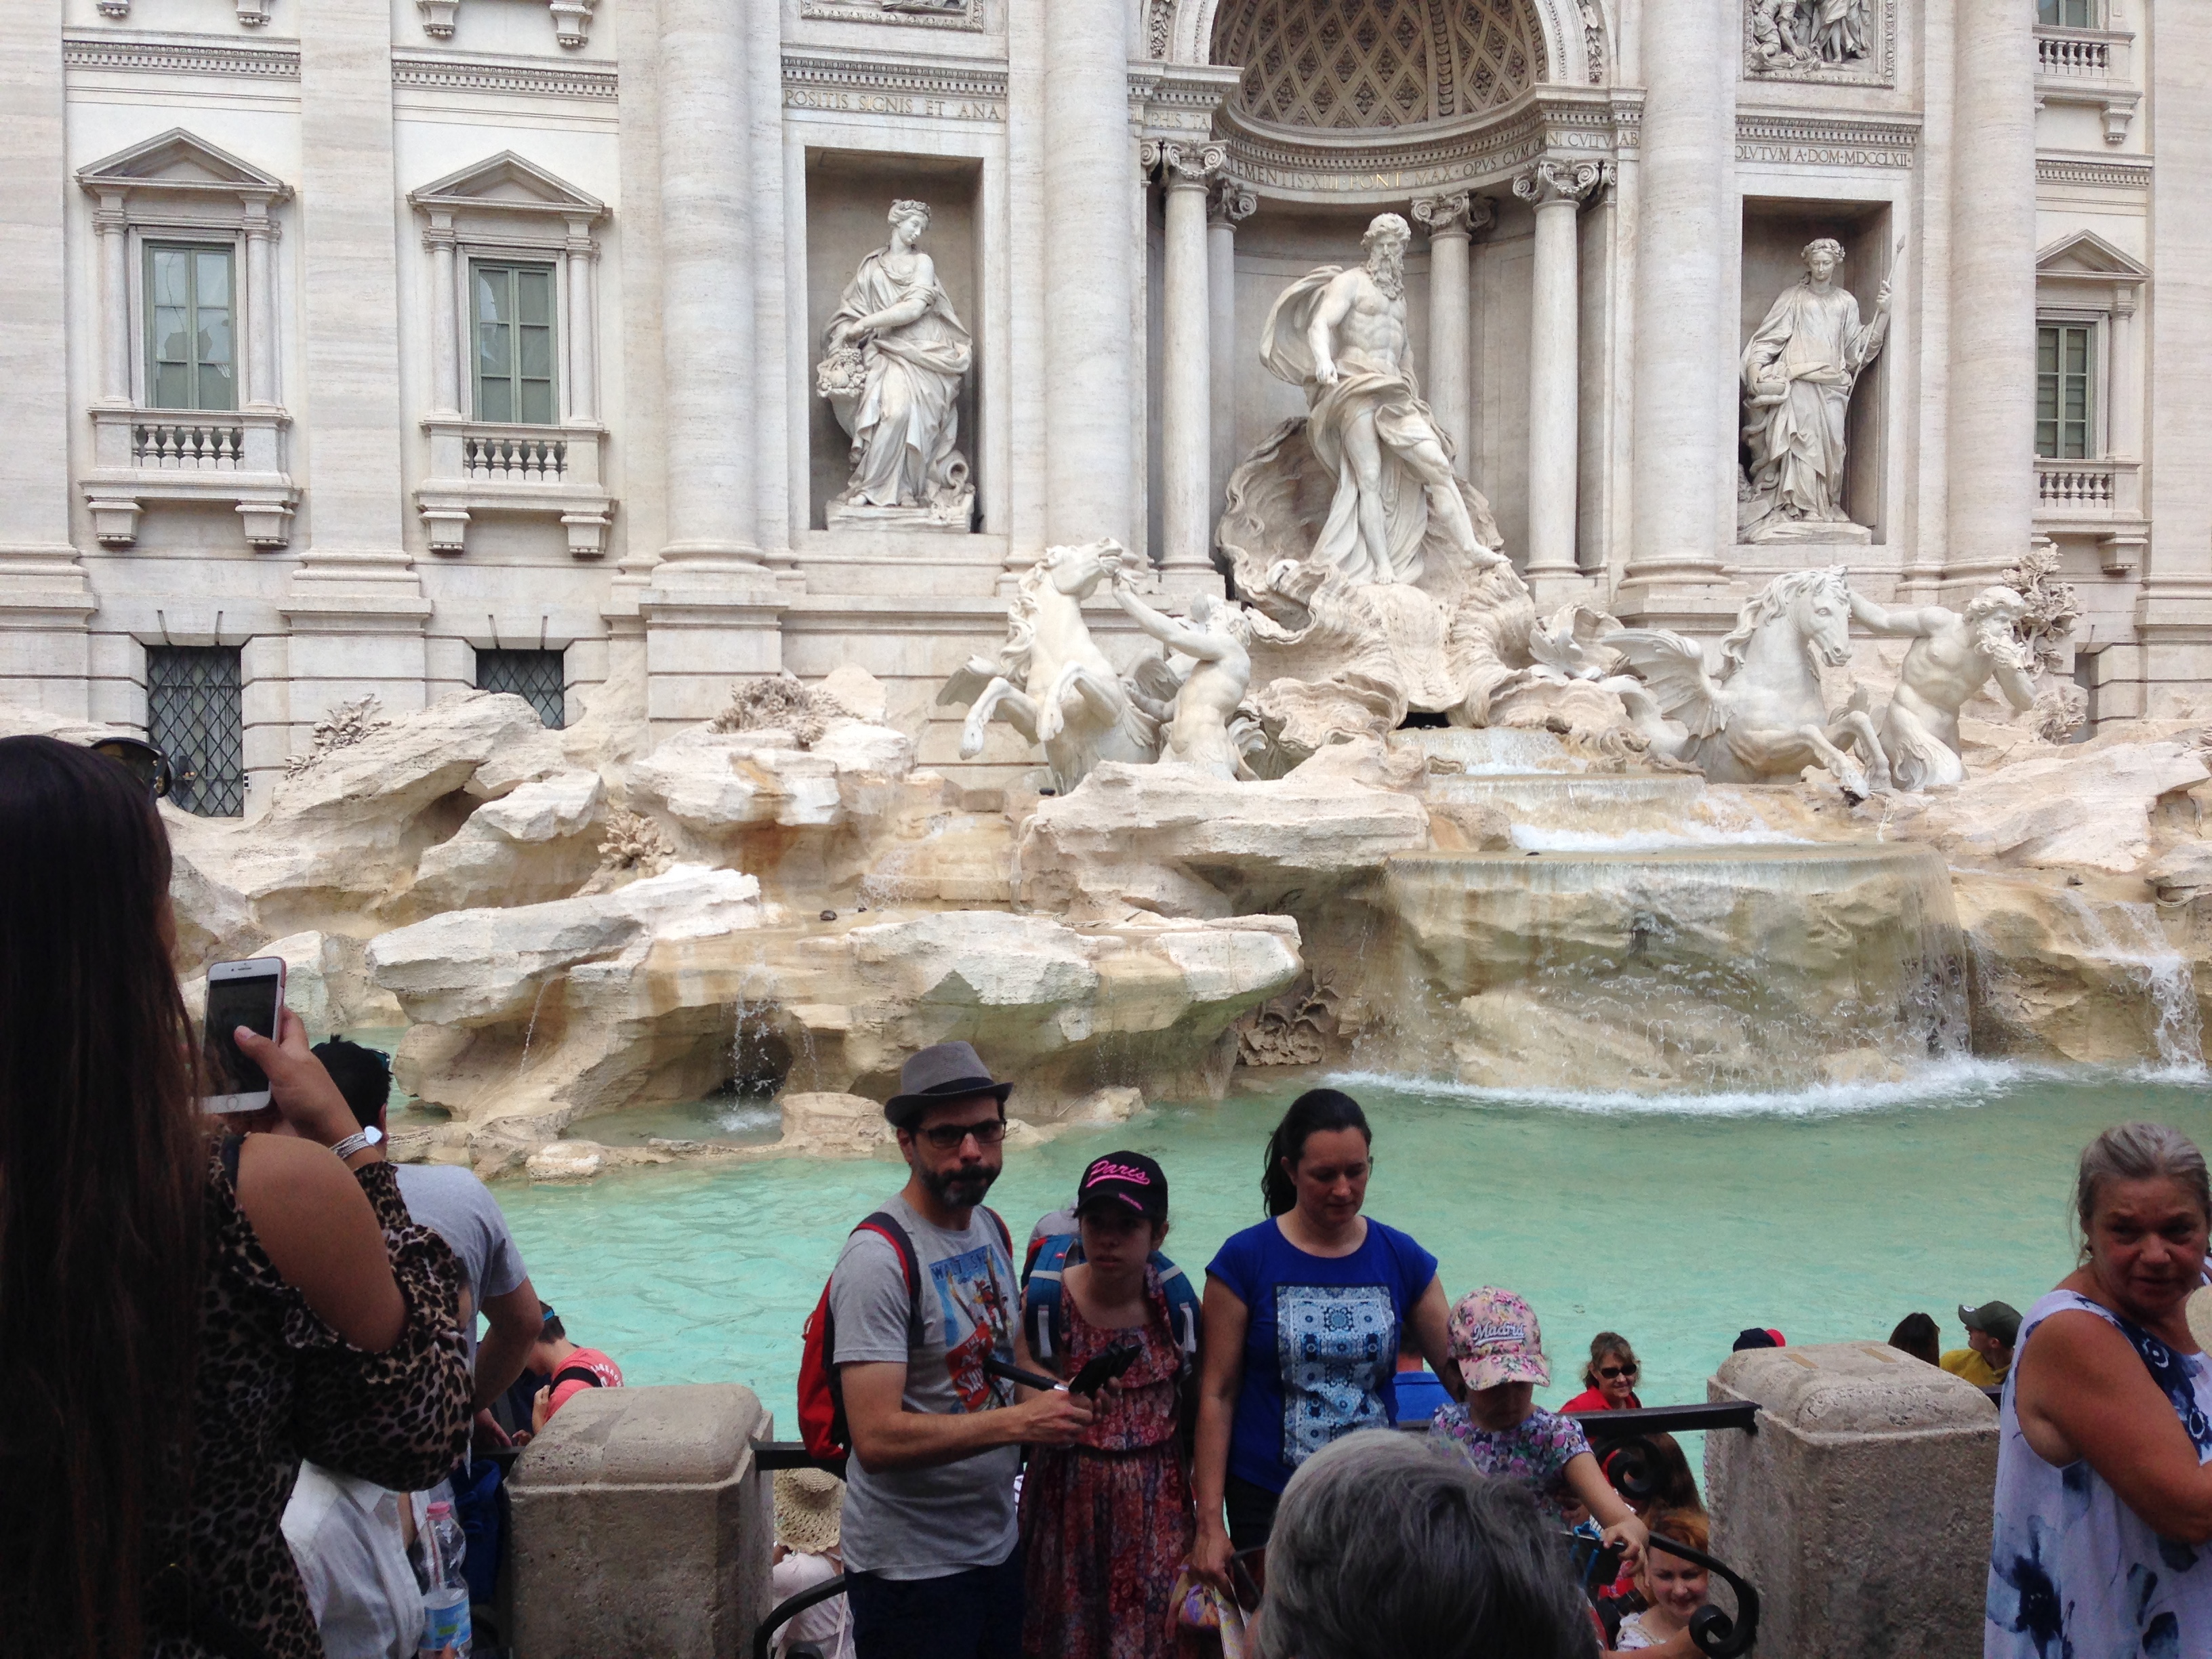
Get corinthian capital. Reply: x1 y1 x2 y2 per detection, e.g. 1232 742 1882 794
1142 139 1229 190
1512 159 1610 209
1411 190 1496 239
1206 174 1258 228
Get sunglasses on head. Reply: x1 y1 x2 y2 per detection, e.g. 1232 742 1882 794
919 1117 1007 1151
1599 1363 1638 1380
91 737 173 802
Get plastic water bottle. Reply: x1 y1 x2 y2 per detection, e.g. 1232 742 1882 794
418 1500 472 1658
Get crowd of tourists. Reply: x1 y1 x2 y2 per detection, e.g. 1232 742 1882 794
9 725 2212 1659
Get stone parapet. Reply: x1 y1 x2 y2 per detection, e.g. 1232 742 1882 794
509 1382 773 1659
1706 1342 1997 1659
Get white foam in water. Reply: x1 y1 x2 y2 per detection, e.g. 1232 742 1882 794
1328 1057 2057 1118
713 1101 783 1135
1507 824 1814 853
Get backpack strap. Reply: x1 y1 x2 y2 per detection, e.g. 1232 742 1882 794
1023 1233 1080 1370
853 1210 924 1351
551 1364 606 1391
1153 1252 1203 1378
981 1205 1012 1256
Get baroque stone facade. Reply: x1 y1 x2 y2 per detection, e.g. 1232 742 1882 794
1 0 2205 816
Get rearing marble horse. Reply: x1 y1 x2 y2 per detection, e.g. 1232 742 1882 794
937 537 1162 793
1609 566 1889 795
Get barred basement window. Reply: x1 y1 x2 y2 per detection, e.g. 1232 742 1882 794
476 648 566 729
147 646 247 817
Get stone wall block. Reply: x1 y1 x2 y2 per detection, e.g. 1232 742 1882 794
1705 1343 1997 1659
509 1382 772 1659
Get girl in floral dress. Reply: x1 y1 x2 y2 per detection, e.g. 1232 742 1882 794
1020 1152 1197 1659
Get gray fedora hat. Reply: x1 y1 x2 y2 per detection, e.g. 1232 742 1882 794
884 1040 1013 1128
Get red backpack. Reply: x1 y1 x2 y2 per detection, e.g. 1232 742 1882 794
796 1206 1010 1462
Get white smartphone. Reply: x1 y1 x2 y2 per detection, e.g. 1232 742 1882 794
201 957 287 1113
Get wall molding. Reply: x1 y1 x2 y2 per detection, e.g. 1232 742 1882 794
781 50 1007 121
797 0 983 32
1736 110 1920 169
2037 150 2153 192
390 49 617 101
63 31 300 80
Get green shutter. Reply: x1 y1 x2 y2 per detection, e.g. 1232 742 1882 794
472 261 558 426
145 242 235 412
2035 324 2095 462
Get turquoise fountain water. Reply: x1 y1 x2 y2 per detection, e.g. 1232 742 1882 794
494 1065 2212 1437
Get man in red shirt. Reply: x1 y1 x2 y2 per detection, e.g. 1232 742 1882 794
525 1304 623 1433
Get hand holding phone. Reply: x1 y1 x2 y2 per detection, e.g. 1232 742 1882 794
1068 1343 1142 1399
202 958 286 1112
232 1007 365 1151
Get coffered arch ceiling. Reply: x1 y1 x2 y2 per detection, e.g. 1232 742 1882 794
1211 0 1550 130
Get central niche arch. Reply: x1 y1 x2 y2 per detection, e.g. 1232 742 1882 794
1212 0 1549 129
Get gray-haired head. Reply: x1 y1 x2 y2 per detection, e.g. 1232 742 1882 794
1254 1431 1595 1659
2075 1122 2212 1247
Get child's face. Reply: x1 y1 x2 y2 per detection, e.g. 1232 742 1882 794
1467 1379 1536 1429
1641 1555 1711 1621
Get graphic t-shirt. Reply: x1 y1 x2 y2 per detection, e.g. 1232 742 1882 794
1206 1216 1438 1494
1429 1402 1591 1517
829 1195 1021 1579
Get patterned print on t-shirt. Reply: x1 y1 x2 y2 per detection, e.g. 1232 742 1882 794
933 1244 1015 1412
1276 1282 1394 1467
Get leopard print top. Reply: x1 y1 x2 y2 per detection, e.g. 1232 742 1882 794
148 1137 472 1659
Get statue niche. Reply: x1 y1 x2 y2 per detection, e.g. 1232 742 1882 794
816 198 975 532
1737 236 1891 546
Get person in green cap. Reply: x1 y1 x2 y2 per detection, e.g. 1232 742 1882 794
1942 1299 2022 1387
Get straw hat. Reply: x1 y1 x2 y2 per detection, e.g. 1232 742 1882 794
775 1467 844 1555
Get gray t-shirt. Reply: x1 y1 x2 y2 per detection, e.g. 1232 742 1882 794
394 1163 528 1361
828 1195 1021 1579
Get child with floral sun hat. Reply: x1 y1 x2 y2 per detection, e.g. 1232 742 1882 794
1427 1288 1649 1570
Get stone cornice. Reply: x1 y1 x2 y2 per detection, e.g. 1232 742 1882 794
1735 110 1919 169
63 30 300 79
1218 85 1633 205
783 49 1007 120
1130 60 1242 142
390 49 616 100
2037 150 2152 192
798 0 983 32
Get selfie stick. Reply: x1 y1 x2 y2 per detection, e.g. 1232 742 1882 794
982 1356 1066 1393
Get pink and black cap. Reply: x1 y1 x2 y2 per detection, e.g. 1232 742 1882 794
1075 1150 1168 1223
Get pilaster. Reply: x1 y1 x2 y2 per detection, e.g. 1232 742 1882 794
1208 174 1256 525
1149 140 1227 596
1515 161 1604 607
1411 190 1489 480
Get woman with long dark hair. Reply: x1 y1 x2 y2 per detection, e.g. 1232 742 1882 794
1189 1089 1458 1586
0 735 470 1658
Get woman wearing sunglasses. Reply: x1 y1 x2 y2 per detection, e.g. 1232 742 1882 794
1561 1332 1645 1414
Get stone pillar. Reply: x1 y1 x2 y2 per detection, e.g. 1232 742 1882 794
1616 0 1736 623
640 0 783 733
243 205 281 411
1042 0 1134 550
94 192 131 405
426 217 461 415
565 222 598 424
1944 0 2038 581
509 1384 773 1659
1706 1343 1997 1659
1207 175 1255 520
1153 140 1225 592
285 0 431 738
0 0 94 718
1515 162 1603 596
1411 192 1481 476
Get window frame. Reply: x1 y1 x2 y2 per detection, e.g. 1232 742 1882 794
127 225 253 412
2035 313 2105 461
144 643 248 818
468 257 560 427
143 239 241 414
2037 0 2099 27
474 647 568 729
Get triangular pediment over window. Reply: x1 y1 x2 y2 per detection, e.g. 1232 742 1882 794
77 129 289 202
2036 229 2149 285
408 152 605 222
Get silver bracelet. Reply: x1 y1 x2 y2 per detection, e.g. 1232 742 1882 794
329 1125 384 1161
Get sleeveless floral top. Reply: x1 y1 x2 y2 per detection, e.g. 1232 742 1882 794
1987 1288 2212 1659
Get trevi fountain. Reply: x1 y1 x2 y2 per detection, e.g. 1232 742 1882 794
9 0 2211 1409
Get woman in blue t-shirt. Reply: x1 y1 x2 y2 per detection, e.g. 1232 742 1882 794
1189 1088 1460 1585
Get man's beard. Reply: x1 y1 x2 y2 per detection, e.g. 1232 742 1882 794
921 1161 1000 1208
1368 242 1406 300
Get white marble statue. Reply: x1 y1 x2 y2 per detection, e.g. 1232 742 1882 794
818 199 975 528
1849 588 2037 791
1109 576 1254 781
936 539 1162 792
1610 567 1890 794
1260 213 1504 586
1748 0 1872 70
1738 238 1891 544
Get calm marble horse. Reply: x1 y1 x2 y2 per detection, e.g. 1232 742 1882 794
1609 567 1889 796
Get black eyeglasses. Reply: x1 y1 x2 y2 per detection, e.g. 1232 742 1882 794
1598 1364 1639 1380
91 737 174 802
920 1118 1008 1151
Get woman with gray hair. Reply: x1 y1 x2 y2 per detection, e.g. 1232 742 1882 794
1988 1122 2212 1659
1254 1431 1596 1659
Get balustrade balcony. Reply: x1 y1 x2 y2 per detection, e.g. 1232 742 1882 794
81 405 296 548
2034 24 2137 143
417 417 612 558
2034 455 2148 574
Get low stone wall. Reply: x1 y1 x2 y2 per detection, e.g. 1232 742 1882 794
1706 1342 1999 1658
508 1383 773 1659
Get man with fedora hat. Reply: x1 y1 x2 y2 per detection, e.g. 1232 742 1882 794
828 1041 1094 1659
